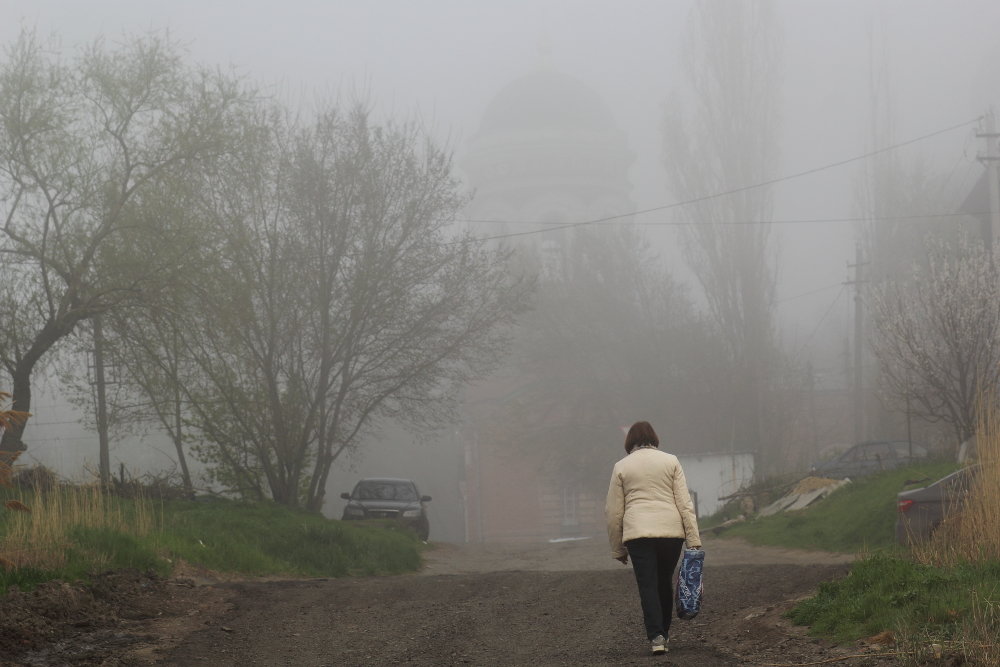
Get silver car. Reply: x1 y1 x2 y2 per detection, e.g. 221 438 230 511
811 440 928 480
340 477 432 541
895 466 978 546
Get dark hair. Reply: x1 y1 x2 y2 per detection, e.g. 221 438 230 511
624 421 659 454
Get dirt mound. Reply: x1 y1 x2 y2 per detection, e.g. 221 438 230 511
0 569 166 666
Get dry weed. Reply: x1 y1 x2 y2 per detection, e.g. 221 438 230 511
912 401 1000 567
0 484 158 570
959 591 1000 666
907 402 1000 663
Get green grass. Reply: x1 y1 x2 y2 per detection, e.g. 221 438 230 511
710 460 1000 654
787 552 1000 643
157 498 422 577
1 493 422 593
0 523 170 592
702 428 1000 660
718 461 960 552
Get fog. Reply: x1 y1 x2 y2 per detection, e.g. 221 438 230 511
4 1 1000 541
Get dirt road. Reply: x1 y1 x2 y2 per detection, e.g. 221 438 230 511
147 536 897 667
1 535 902 666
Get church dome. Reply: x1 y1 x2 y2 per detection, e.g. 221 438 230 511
463 68 633 207
475 70 618 137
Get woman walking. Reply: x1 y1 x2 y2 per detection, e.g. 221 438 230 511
605 420 702 655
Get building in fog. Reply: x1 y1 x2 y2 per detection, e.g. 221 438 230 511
458 65 635 542
462 67 634 281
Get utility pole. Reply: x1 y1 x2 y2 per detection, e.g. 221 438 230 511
976 108 1000 256
905 371 913 460
92 315 111 486
847 243 868 444
806 362 819 458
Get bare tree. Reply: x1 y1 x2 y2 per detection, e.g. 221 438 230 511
52 173 217 493
89 302 199 495
661 2 783 472
854 35 981 442
172 103 530 509
0 31 250 456
869 239 1000 447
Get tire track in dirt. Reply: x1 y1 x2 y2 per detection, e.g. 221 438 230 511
153 537 895 666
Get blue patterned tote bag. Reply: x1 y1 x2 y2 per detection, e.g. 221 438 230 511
675 547 704 620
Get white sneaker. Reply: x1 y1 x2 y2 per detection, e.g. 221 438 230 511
651 635 667 654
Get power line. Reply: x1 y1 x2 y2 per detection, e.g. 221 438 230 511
458 211 986 228
25 419 86 427
454 116 982 244
775 282 843 304
794 285 849 358
29 435 98 443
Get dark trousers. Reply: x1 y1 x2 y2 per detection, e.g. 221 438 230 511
625 537 685 640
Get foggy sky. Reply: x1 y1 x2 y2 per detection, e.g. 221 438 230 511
6 1 999 320
5 0 1000 524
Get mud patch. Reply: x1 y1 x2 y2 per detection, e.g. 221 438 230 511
0 570 164 665
0 569 234 667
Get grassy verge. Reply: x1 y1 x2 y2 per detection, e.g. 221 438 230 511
787 552 1000 641
0 483 163 590
772 408 1000 665
0 487 422 594
157 498 421 577
715 461 959 552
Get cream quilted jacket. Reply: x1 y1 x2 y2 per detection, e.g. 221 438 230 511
605 447 701 560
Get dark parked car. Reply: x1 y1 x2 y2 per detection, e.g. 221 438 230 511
895 466 979 546
340 477 431 541
810 440 928 480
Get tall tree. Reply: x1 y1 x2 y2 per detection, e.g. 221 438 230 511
661 2 784 473
58 300 201 495
0 30 249 454
854 33 980 441
52 171 213 491
173 104 529 509
490 224 729 491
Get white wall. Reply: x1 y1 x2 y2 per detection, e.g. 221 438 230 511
678 453 755 517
